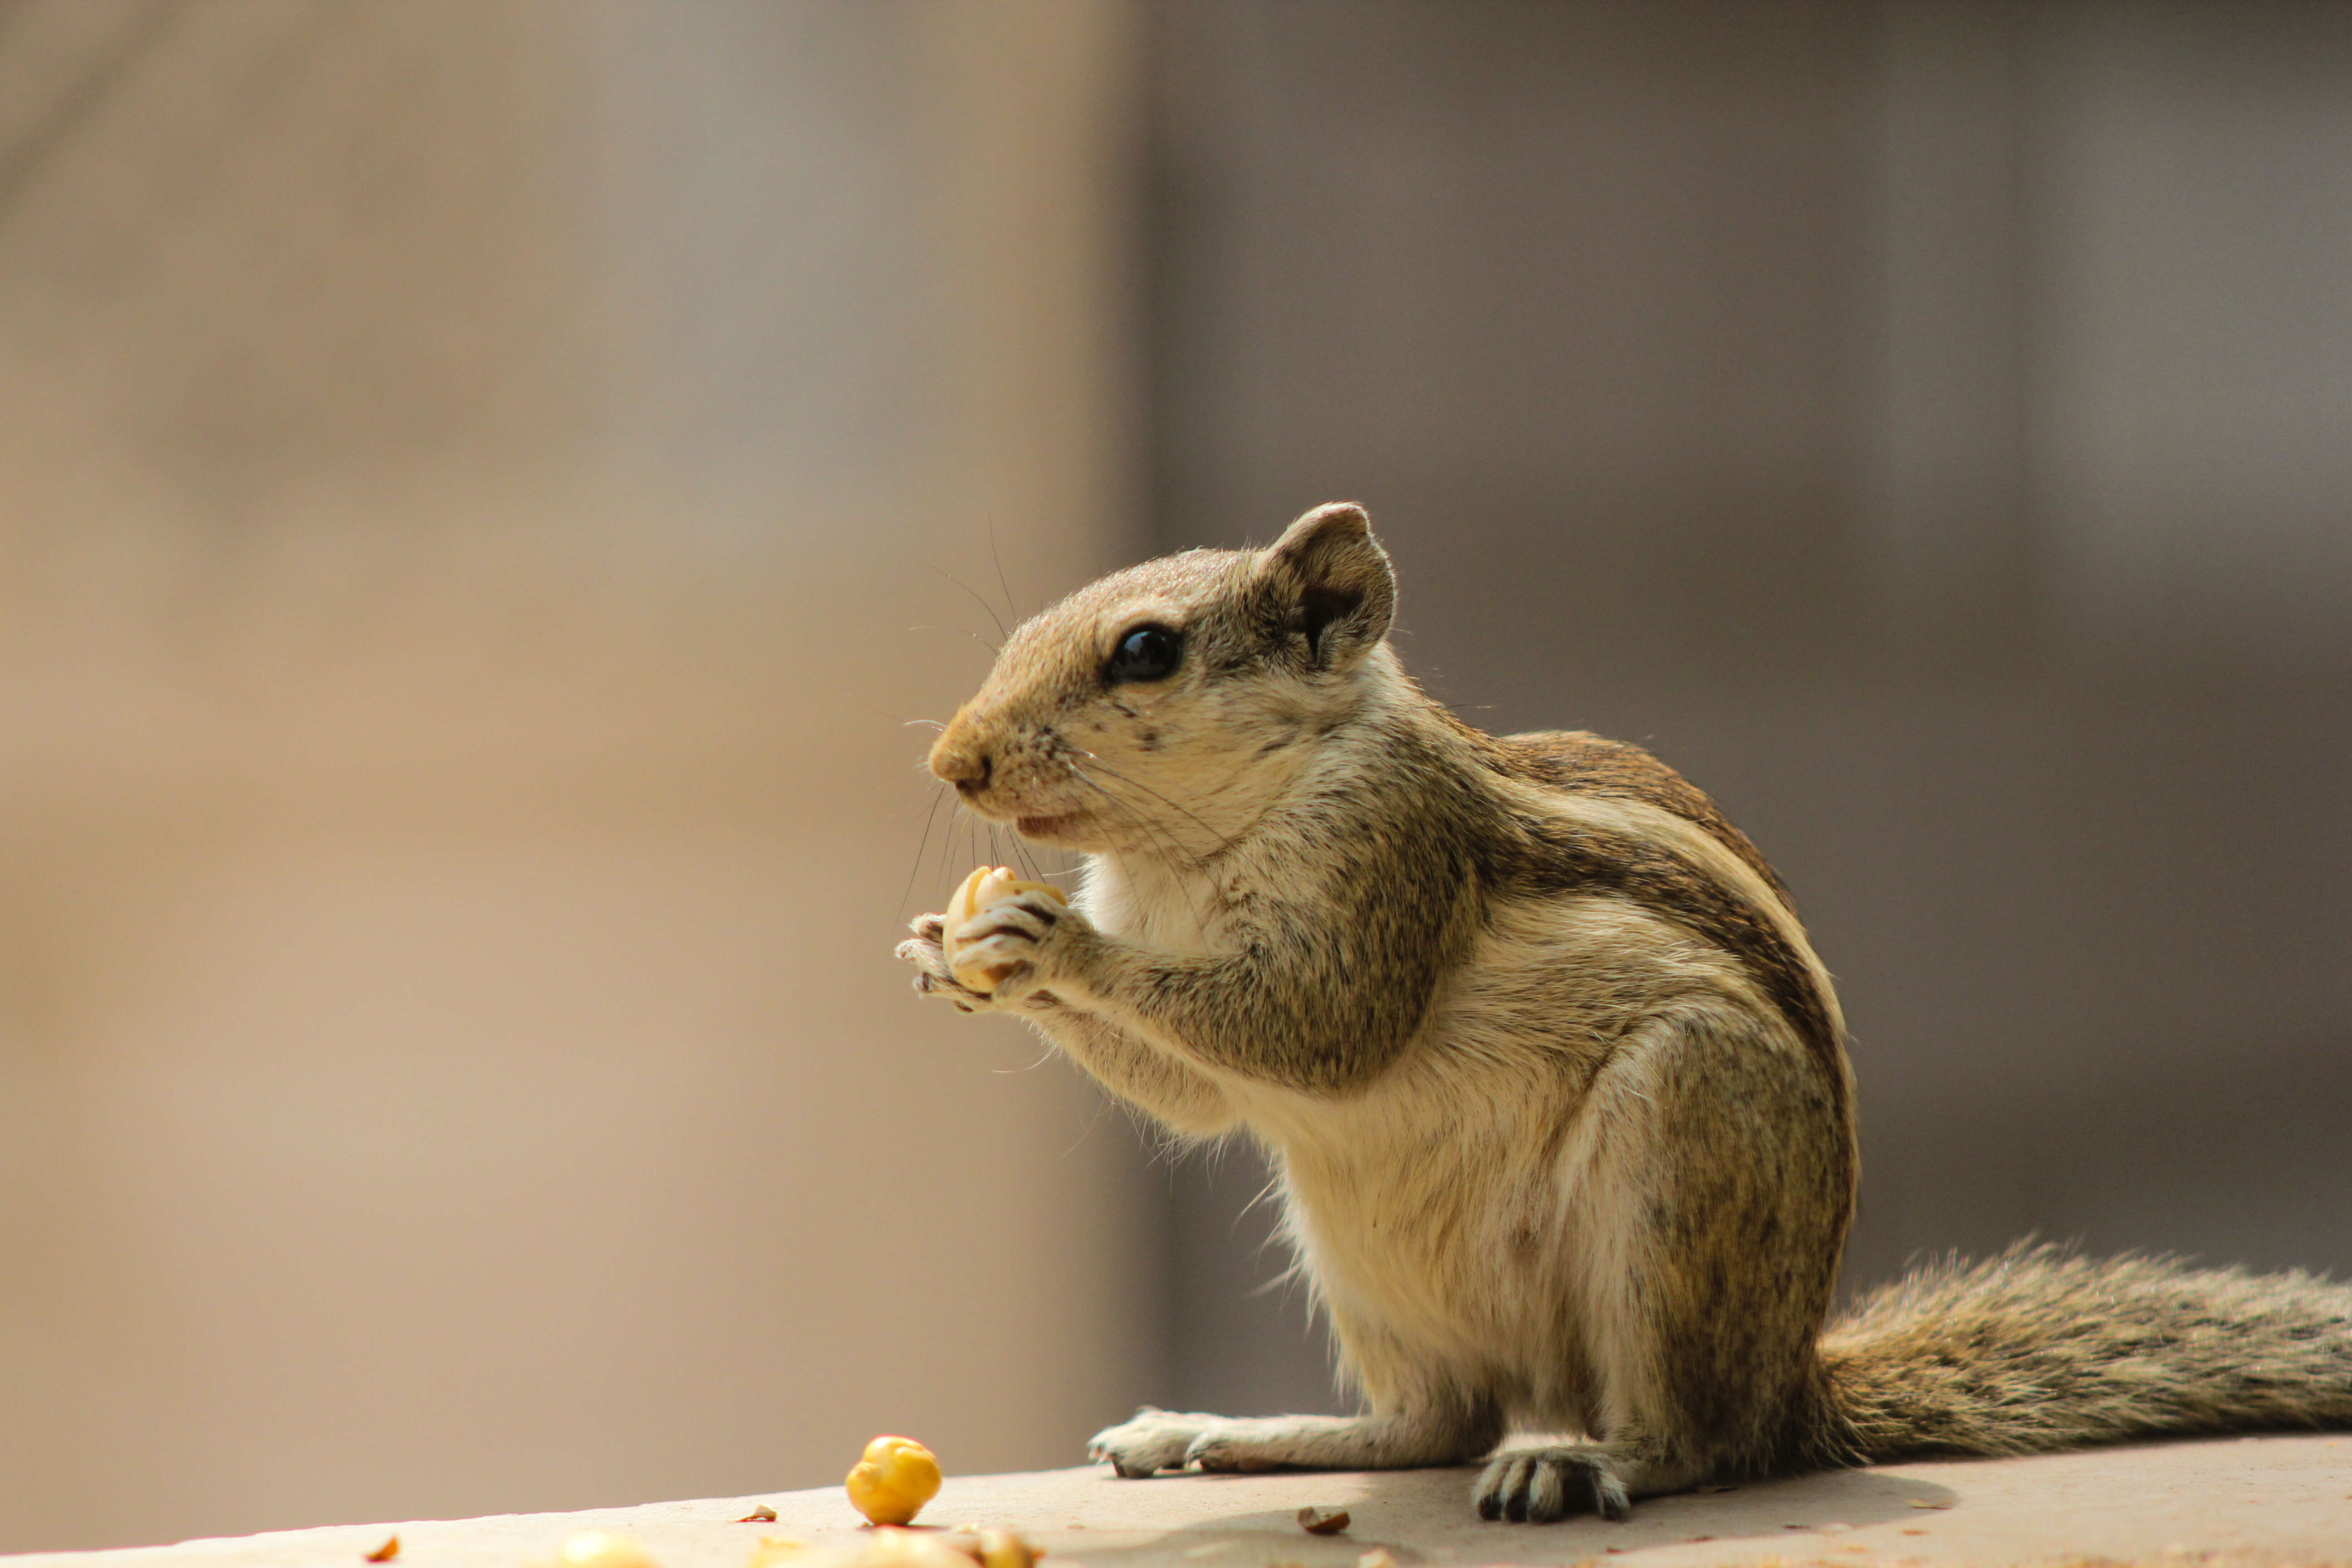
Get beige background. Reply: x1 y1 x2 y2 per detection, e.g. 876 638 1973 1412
4 0 2349 1555
0 0 1157 1552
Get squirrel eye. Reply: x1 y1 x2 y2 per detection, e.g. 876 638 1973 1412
1106 624 1183 684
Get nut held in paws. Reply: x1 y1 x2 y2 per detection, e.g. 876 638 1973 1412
943 866 1067 992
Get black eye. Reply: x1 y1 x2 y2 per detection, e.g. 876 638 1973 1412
1106 624 1183 684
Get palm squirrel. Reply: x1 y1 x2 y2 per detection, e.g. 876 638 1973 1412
895 503 2352 1522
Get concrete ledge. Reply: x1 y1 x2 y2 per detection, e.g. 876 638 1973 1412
10 1436 2349 1568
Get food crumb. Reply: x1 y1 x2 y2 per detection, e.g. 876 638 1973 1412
365 1538 399 1563
1354 1551 1396 1568
1298 1508 1351 1536
738 1508 779 1524
1906 1499 1952 1511
1901 1529 1926 1537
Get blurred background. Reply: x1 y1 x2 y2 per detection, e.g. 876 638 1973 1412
0 0 2344 1553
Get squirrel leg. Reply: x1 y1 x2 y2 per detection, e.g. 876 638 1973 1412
1021 1007 1237 1137
1474 1008 1850 1523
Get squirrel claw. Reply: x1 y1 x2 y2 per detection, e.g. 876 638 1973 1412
898 931 995 1011
1473 1446 1633 1524
1087 1409 1208 1478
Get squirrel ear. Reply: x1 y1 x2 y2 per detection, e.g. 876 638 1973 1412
1259 502 1396 668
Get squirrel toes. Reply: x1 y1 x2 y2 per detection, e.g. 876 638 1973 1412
896 503 2352 1522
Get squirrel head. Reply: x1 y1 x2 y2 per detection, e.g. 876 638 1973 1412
928 502 1399 855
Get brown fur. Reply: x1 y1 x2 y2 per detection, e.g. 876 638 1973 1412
1495 730 1790 901
896 503 2352 1521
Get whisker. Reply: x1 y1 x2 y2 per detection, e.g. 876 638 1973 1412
987 515 1024 626
907 623 1003 657
992 1040 1060 1074
943 805 969 894
1053 1090 1115 1161
897 783 951 922
1068 746 1249 860
1009 832 1044 883
926 564 1009 646
1131 756 1272 860
1059 759 1197 872
1055 757 1218 931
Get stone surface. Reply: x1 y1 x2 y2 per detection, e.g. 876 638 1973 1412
9 1435 2350 1568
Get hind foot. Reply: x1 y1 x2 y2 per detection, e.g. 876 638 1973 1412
1474 1445 1633 1523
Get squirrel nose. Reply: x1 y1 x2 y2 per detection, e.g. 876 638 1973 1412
929 737 992 790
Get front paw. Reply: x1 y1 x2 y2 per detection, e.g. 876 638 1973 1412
949 889 1090 1003
897 914 996 1013
1087 1408 1211 1478
1182 1426 1290 1473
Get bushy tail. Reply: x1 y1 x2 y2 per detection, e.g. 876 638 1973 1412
1812 1244 2352 1465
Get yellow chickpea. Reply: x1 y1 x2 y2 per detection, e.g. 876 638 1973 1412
845 1436 942 1527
